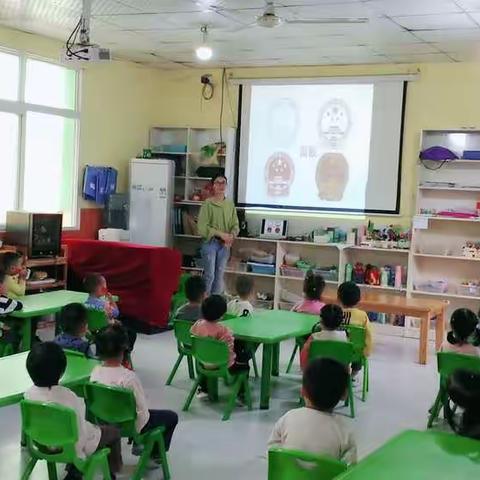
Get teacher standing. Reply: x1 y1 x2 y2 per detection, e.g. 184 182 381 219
197 174 239 295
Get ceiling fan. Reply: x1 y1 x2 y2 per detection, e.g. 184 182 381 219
254 1 369 28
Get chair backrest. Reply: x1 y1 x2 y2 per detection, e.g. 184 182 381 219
86 308 109 332
222 313 238 321
345 325 366 361
173 319 194 348
21 400 79 463
268 447 347 480
84 382 137 438
437 352 480 384
192 335 230 376
309 340 354 366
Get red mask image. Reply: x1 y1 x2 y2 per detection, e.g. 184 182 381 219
265 152 295 197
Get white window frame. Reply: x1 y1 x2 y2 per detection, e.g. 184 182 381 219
0 46 81 230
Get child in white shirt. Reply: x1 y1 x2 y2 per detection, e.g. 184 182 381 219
268 357 357 465
441 308 480 357
24 342 122 480
90 324 178 460
227 275 254 317
300 304 348 370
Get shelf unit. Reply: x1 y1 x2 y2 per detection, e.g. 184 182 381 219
150 126 236 207
409 129 480 312
175 235 410 313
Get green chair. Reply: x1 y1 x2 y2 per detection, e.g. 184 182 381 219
86 309 109 332
168 273 190 326
345 325 369 402
427 351 480 428
223 312 259 378
182 335 252 421
268 447 347 480
166 319 196 385
286 337 306 374
84 382 170 480
309 340 356 418
20 400 111 480
0 340 14 358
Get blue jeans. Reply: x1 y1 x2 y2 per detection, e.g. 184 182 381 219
201 238 230 294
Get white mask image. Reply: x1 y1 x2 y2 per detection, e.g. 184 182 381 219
318 99 350 145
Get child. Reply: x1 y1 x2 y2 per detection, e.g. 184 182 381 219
447 369 480 439
441 308 480 356
227 275 254 317
191 295 250 395
268 357 357 464
24 342 122 479
3 252 27 299
292 270 326 315
84 273 119 320
54 303 93 357
0 270 23 350
175 275 207 322
337 282 373 371
83 272 136 357
90 324 178 460
299 304 348 370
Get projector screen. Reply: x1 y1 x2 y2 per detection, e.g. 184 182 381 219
236 79 406 214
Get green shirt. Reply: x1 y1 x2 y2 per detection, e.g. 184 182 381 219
197 197 239 241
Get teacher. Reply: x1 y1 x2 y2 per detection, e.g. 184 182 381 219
197 174 239 295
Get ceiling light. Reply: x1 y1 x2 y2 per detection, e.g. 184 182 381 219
196 25 212 61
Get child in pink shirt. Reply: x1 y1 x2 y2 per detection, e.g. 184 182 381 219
292 271 326 315
441 308 480 357
191 295 250 396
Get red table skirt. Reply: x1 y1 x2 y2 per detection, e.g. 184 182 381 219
65 239 181 331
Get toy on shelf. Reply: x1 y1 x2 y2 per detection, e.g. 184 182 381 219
419 207 479 219
346 262 405 289
458 281 480 297
359 221 411 250
462 242 480 258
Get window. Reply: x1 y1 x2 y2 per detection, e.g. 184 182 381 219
0 50 79 227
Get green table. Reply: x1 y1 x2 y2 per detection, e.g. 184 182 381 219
0 350 99 408
11 290 91 351
223 310 318 409
337 430 480 479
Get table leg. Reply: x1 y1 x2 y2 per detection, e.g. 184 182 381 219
260 343 273 410
435 306 446 352
419 313 430 365
20 317 32 352
272 343 279 377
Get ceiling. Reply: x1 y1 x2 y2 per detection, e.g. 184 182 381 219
2 0 480 68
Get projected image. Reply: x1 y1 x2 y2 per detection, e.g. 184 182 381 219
265 151 295 196
268 98 299 147
316 152 349 201
318 99 350 145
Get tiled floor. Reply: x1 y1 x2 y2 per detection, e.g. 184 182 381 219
0 331 440 479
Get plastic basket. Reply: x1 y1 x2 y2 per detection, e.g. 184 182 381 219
457 284 480 297
313 268 338 281
280 265 305 278
415 280 448 293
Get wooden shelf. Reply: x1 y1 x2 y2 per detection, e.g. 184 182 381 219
174 200 202 206
225 269 275 278
26 257 67 267
419 185 480 192
346 246 410 254
417 215 480 223
174 234 201 239
357 284 407 293
414 253 480 262
26 280 66 291
278 275 338 285
151 151 187 155
412 289 480 301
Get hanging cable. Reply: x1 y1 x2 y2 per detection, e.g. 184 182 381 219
202 82 214 100
220 67 226 145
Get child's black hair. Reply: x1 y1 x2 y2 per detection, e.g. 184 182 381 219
320 304 344 330
236 275 254 299
447 369 480 438
211 173 227 184
303 357 348 411
201 295 227 322
447 308 479 346
3 252 22 272
303 270 326 301
185 276 206 303
60 303 88 336
26 341 67 388
95 324 129 360
338 281 361 308
83 273 103 294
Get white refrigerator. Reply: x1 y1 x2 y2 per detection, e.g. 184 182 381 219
129 158 174 247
